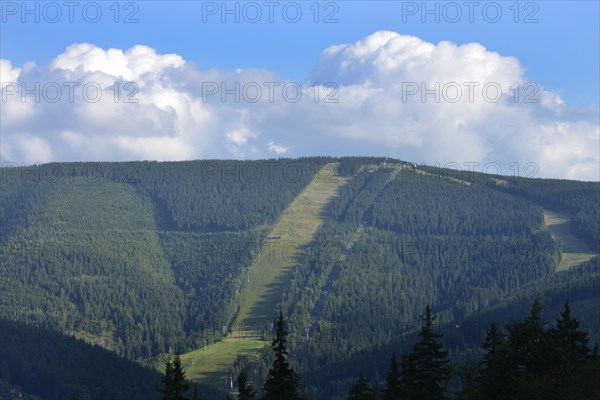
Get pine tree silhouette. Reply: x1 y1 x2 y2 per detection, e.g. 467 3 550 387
263 311 300 400
347 372 376 400
507 298 547 378
550 301 590 369
401 304 450 400
383 353 401 400
157 354 190 400
478 322 514 400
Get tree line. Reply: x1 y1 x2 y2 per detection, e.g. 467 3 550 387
344 299 600 400
157 303 599 400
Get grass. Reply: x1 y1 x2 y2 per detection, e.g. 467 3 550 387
179 339 266 384
181 163 349 385
543 210 596 271
235 164 349 331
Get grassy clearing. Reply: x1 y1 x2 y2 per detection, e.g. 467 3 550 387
543 210 596 271
179 339 266 384
181 163 348 385
235 164 349 332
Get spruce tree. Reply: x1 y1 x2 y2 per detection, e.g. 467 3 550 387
172 354 190 400
550 301 590 369
506 298 547 378
466 299 600 400
237 370 256 400
402 304 450 400
157 354 190 400
478 322 514 400
399 353 416 398
455 364 478 400
158 356 175 400
263 311 300 400
383 353 401 400
508 299 599 400
347 372 375 400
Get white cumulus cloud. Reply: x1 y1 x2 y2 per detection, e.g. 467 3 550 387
1 59 22 87
1 34 598 180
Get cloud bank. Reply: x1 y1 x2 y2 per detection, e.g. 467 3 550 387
1 32 598 180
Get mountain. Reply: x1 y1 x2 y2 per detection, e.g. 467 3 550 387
1 157 598 399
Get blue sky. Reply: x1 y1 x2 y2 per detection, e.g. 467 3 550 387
3 1 598 107
1 1 599 179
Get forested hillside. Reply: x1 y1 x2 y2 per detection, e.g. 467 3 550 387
267 158 598 399
0 158 330 362
1 157 598 399
498 177 600 252
0 318 162 400
0 177 188 358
